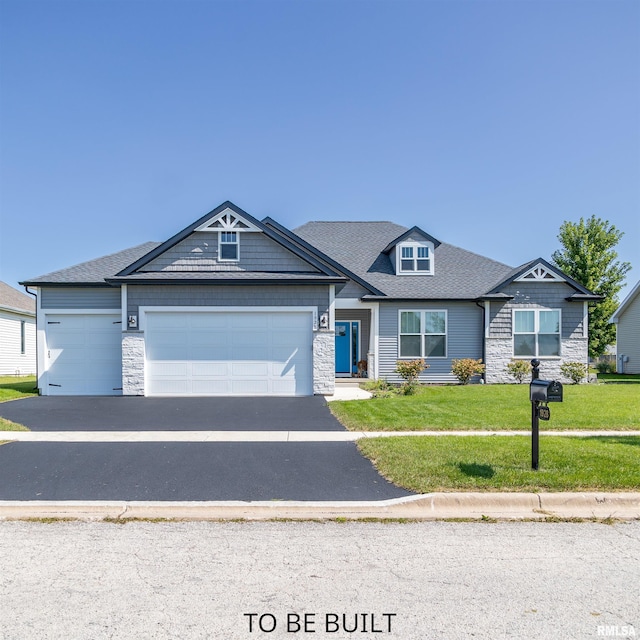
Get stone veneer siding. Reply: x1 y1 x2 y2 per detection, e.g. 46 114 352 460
122 332 145 395
485 336 588 384
313 331 335 395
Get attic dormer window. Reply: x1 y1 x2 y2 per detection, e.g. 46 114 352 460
398 242 432 274
219 231 239 261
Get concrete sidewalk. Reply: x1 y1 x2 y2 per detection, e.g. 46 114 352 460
2 429 639 441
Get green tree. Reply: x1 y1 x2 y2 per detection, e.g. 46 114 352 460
552 216 631 359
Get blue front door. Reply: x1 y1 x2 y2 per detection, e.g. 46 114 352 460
335 321 358 375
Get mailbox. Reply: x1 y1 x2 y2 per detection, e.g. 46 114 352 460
530 379 563 403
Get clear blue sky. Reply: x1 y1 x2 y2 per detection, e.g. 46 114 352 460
1 0 638 301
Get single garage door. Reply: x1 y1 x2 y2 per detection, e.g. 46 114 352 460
145 311 313 396
45 314 122 395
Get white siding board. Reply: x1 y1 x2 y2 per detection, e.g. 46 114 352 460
617 292 640 374
0 311 36 375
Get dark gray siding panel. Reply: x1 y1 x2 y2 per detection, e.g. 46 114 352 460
488 282 584 339
336 280 370 299
142 233 319 273
336 309 371 359
379 302 483 384
41 287 121 309
128 285 330 317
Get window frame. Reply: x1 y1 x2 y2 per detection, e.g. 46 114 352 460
512 308 562 358
218 231 239 262
398 309 448 359
396 241 433 275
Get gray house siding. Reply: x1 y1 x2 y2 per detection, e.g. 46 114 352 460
486 281 588 383
488 283 585 339
40 287 121 309
336 280 370 299
141 233 319 273
378 302 483 384
127 284 330 318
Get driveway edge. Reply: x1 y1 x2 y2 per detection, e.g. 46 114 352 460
0 493 638 521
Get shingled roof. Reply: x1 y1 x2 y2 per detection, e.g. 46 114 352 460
20 242 162 286
0 281 35 314
293 221 514 299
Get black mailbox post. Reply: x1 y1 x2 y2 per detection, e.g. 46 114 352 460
529 360 563 470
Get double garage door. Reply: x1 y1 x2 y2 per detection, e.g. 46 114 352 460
45 311 313 397
145 311 313 396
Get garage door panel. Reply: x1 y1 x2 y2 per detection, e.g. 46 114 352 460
46 314 122 396
231 380 270 395
192 362 229 376
192 380 230 394
145 311 313 396
231 362 269 377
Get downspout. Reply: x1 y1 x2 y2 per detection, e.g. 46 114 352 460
23 286 39 392
475 300 486 383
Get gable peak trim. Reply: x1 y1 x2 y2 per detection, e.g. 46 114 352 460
195 207 260 232
515 262 565 283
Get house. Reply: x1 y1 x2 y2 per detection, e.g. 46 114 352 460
0 281 36 376
21 201 599 396
610 281 640 374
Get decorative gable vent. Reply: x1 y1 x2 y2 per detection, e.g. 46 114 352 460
516 263 564 283
195 207 260 233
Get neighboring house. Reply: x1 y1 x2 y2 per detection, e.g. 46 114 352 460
0 281 36 376
21 201 599 396
610 281 640 374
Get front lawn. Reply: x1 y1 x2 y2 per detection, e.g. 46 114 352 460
330 383 640 431
0 376 36 431
358 436 640 492
0 376 38 401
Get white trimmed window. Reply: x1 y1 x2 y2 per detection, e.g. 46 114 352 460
513 309 561 357
399 310 447 358
219 231 239 261
397 242 432 274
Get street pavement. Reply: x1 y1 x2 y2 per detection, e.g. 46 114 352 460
0 520 638 639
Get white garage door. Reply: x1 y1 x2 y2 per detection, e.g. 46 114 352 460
145 311 313 396
46 314 122 395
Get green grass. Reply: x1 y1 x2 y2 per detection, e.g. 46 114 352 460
597 373 640 384
0 376 38 401
357 436 640 492
330 383 640 431
0 376 36 431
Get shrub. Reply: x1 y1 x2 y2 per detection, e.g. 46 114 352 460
506 359 532 383
560 361 588 384
395 359 428 395
595 361 616 374
360 378 399 398
451 358 486 384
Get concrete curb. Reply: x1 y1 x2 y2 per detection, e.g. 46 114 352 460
1 493 638 521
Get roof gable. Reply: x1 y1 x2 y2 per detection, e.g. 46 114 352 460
382 226 441 254
484 257 599 299
611 280 640 323
118 201 339 277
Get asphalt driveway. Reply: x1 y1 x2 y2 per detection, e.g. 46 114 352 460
0 442 412 501
0 396 345 431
